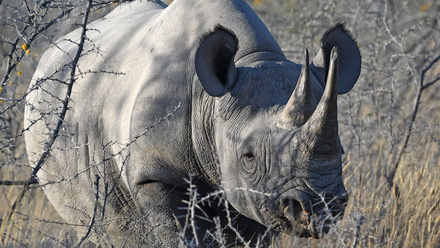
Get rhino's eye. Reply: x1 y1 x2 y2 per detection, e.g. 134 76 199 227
242 150 256 175
243 152 254 163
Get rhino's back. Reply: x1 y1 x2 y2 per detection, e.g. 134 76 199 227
26 0 284 136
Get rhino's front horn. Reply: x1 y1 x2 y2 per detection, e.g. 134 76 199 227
301 47 339 157
278 49 317 128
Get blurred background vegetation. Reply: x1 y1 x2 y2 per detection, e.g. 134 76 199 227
1 0 439 247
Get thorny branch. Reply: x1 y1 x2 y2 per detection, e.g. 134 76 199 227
30 0 92 182
421 53 440 90
0 101 180 187
0 5 74 87
0 0 93 243
75 174 100 248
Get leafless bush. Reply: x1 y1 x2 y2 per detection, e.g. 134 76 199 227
0 0 132 246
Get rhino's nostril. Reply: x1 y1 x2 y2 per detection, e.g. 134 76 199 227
281 198 309 225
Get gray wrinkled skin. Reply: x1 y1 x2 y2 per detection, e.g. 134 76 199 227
24 0 361 247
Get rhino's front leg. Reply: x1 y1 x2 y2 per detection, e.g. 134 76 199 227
131 182 184 247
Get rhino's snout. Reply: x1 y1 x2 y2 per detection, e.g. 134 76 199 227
280 193 348 238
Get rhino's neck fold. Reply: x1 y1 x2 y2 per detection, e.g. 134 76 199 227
191 78 222 188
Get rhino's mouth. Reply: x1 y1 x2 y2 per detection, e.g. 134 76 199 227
276 196 346 238
278 199 319 238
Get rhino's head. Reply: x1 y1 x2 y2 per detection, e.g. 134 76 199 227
195 25 361 238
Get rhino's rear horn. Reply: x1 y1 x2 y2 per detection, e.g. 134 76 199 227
278 49 317 128
302 47 339 157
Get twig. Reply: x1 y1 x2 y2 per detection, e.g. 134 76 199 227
421 53 440 90
0 178 38 186
75 174 100 248
351 214 365 248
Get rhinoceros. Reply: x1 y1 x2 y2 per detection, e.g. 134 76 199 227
24 0 361 247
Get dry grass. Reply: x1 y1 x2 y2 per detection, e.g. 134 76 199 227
2 139 439 247
0 166 76 247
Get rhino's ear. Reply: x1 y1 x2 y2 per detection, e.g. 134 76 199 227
310 23 361 94
195 27 238 97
